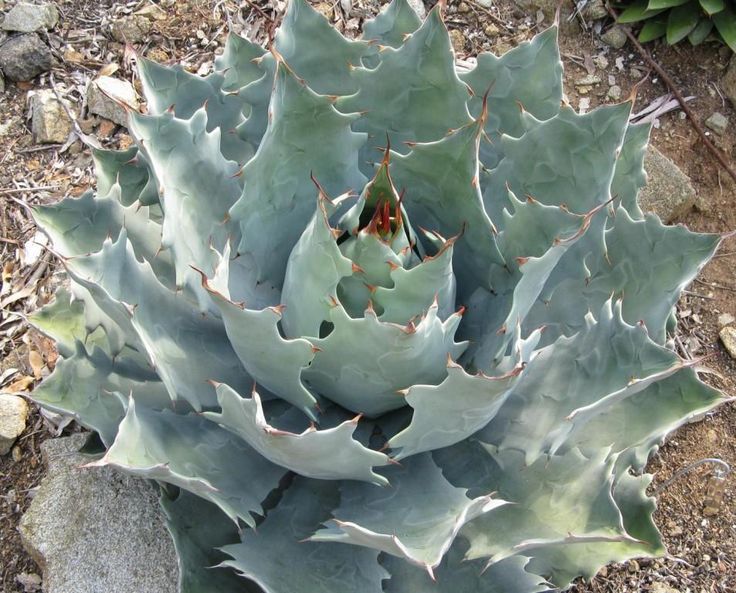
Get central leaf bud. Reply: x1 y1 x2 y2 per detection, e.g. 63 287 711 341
335 153 422 319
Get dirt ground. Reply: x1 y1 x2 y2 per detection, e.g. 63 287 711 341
1 0 735 592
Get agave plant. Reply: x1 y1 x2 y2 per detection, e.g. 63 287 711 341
617 0 736 51
29 0 725 591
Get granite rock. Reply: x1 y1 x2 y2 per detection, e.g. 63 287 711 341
30 88 73 143
1 2 59 33
87 75 139 126
19 434 179 593
720 326 736 360
110 14 151 43
0 393 28 455
0 32 52 81
638 146 696 223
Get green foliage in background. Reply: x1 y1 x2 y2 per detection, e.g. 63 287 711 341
617 0 736 50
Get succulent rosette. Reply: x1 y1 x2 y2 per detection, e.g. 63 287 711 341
29 0 725 591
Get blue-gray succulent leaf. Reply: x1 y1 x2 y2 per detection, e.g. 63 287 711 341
92 398 286 527
391 119 505 299
304 302 466 416
137 58 254 162
611 121 650 219
230 63 367 288
460 25 563 171
281 193 356 339
67 232 254 411
92 146 159 207
361 0 422 50
273 0 371 95
160 488 256 593
32 341 169 446
381 545 549 593
214 32 268 92
204 383 390 485
387 360 522 460
127 107 243 311
220 477 389 593
310 453 506 574
337 7 473 172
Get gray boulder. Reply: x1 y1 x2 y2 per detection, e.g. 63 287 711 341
0 32 52 81
2 2 59 33
19 434 179 593
638 146 696 223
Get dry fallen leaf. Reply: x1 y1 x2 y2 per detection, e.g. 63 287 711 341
22 230 48 267
118 133 135 149
0 368 19 387
28 350 44 379
39 337 58 370
2 260 13 283
97 118 117 138
63 48 85 63
6 375 34 392
98 62 120 77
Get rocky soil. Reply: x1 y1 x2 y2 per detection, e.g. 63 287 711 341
1 1 735 592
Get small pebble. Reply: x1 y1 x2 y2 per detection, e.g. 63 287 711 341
705 112 728 135
607 85 622 101
601 26 627 49
593 54 608 70
576 74 602 86
449 29 465 55
718 313 734 327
